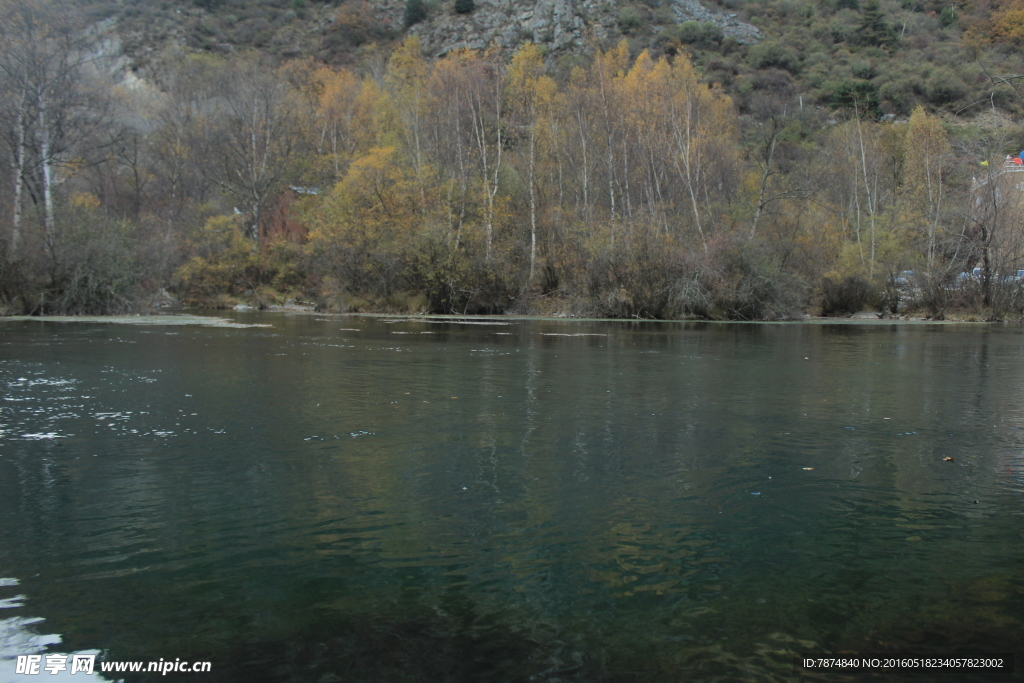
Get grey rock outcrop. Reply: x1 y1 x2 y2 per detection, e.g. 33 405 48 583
670 0 761 44
398 0 760 59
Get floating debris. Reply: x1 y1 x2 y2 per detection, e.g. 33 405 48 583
944 456 955 462
1 314 272 328
540 333 607 337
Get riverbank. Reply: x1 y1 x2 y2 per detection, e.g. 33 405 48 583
0 310 1000 327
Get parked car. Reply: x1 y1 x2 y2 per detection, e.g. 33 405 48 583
951 268 1024 287
1003 269 1024 283
954 268 984 287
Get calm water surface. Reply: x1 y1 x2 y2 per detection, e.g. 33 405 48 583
1 315 1023 681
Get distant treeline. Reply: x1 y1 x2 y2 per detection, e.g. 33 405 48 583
2 0 1024 318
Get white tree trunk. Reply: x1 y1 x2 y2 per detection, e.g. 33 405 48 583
38 95 56 250
528 126 536 283
10 92 28 261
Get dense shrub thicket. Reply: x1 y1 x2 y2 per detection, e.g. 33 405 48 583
6 0 1024 319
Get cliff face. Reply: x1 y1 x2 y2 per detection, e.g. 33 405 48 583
668 0 761 44
102 0 759 74
382 0 761 59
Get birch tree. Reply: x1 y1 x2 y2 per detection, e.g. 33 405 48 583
904 106 949 270
507 43 556 282
205 56 303 241
0 0 97 257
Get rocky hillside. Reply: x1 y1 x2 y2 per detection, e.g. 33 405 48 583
97 0 759 69
401 0 760 58
75 0 1024 120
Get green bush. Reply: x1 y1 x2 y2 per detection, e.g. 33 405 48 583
618 5 644 33
747 41 801 73
827 15 858 44
710 242 803 320
856 0 896 47
173 215 305 307
3 195 159 315
820 275 872 315
409 237 472 314
926 68 966 104
591 230 678 319
676 21 724 47
776 0 815 19
850 59 876 79
454 0 474 14
407 227 518 315
829 79 883 118
47 221 143 315
878 77 921 113
655 21 724 54
173 216 252 302
404 0 427 27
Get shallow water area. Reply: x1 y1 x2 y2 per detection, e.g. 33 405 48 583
1 313 1023 681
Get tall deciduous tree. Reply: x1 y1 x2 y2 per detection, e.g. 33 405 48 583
904 106 949 269
661 50 737 250
0 0 101 258
507 43 556 282
150 55 223 236
744 93 811 240
385 37 431 221
461 49 504 261
205 55 303 240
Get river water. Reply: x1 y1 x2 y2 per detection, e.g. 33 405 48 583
1 315 1022 681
